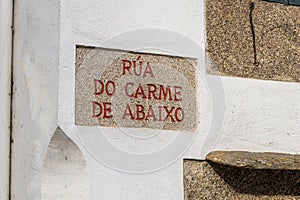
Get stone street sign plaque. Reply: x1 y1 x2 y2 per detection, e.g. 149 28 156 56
75 46 198 131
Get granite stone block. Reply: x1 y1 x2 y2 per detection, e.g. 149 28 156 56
206 0 300 82
184 151 300 199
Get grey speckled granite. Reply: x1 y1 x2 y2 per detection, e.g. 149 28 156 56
75 46 198 131
184 151 300 200
206 151 300 170
206 0 300 82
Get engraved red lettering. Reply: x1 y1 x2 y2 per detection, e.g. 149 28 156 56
134 84 147 99
125 82 134 97
123 104 134 119
133 56 142 76
143 62 154 77
136 104 145 120
103 102 113 119
106 81 116 96
174 86 182 102
145 106 157 121
159 85 172 101
122 56 155 77
147 84 158 100
175 107 184 122
94 79 104 95
122 60 132 75
92 101 102 117
164 106 175 122
158 106 163 121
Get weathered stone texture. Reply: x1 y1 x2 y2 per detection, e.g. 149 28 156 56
184 152 300 199
206 0 300 82
75 46 198 131
206 151 300 170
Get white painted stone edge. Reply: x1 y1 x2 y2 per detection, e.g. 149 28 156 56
0 0 13 199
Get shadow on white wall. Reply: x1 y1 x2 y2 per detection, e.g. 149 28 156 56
41 127 89 199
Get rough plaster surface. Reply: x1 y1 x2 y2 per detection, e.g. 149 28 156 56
0 0 12 199
214 77 300 153
12 0 60 199
41 128 88 199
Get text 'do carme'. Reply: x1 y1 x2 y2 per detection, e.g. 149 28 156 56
75 46 198 131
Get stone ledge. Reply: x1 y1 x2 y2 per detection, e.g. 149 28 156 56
184 158 300 199
206 151 300 170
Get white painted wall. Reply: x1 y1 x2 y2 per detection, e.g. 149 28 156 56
41 128 89 199
0 0 12 199
11 0 60 199
11 0 300 199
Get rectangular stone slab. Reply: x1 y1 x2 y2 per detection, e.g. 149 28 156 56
206 0 300 82
184 160 300 199
75 46 198 131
